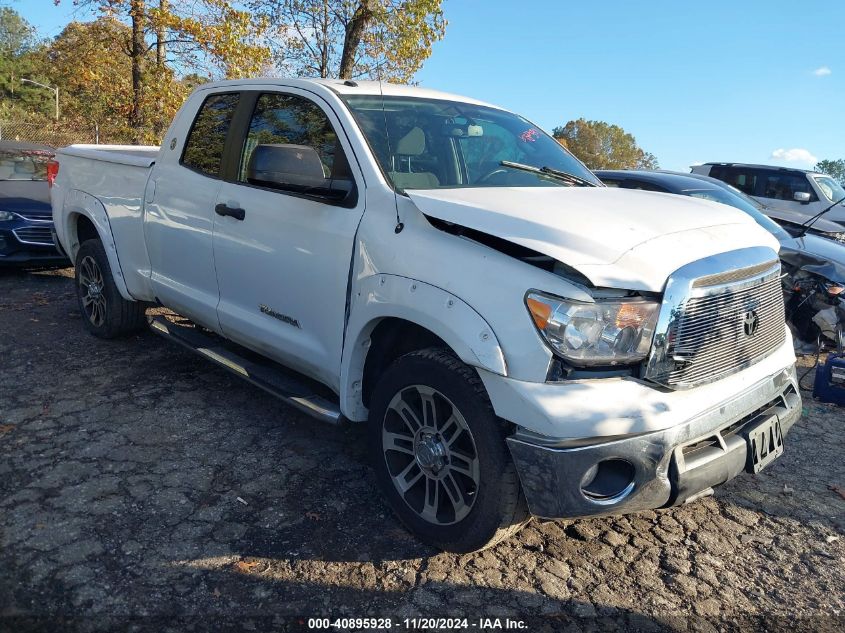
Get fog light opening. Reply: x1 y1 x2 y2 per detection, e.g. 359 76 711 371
580 458 636 504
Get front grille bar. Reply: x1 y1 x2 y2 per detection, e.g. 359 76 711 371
643 247 785 389
13 227 54 246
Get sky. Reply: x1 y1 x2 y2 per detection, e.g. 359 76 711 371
11 0 845 172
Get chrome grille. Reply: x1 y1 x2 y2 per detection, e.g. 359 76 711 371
667 274 785 386
643 248 787 390
15 210 52 221
13 226 54 245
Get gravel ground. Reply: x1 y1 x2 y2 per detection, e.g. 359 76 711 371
0 267 843 633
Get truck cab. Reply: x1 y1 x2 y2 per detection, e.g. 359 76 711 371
52 79 800 552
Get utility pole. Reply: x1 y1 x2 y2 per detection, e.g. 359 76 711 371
21 78 59 121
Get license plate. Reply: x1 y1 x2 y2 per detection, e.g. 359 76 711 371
745 416 784 473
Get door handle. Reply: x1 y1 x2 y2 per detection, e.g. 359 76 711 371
215 203 246 221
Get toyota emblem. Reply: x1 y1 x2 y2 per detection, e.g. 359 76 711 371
743 310 760 337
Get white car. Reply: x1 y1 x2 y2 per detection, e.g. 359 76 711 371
51 79 800 552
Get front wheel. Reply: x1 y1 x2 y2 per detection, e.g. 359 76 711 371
75 239 146 338
368 348 529 552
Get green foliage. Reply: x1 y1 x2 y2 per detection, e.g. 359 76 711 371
0 9 52 122
0 5 36 56
814 159 845 186
553 118 659 170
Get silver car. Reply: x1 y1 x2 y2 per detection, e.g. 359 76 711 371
691 162 845 236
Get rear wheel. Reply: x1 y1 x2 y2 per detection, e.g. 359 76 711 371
368 348 529 552
75 239 146 338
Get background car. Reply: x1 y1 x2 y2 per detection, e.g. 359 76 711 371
0 140 69 268
690 162 845 236
596 169 845 349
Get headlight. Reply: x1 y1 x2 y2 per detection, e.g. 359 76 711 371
0 210 16 221
526 291 660 366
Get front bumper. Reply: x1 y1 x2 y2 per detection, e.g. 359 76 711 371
0 222 69 267
504 362 800 520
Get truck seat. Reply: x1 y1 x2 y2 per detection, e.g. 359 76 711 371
389 127 440 190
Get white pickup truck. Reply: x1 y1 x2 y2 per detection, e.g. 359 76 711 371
51 78 800 552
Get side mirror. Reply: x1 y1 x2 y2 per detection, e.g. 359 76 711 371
246 143 354 203
793 191 811 203
247 144 328 189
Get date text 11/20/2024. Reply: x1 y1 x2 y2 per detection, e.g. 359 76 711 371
306 618 528 630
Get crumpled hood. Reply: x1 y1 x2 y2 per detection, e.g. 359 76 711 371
407 186 780 291
780 233 845 284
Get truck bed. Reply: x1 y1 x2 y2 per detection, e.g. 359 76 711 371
58 144 159 167
52 144 160 300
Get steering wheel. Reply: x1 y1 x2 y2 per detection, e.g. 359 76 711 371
475 168 509 185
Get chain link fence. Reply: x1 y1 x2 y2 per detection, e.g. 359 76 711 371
0 120 157 147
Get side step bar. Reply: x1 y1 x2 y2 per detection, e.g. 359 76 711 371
148 316 343 425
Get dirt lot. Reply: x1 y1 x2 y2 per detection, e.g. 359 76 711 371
1 267 843 632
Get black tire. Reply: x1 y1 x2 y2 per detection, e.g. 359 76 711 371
75 238 146 338
368 347 529 552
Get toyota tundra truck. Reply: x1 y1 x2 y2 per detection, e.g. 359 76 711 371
51 79 801 552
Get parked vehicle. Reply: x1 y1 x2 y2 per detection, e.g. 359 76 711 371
690 162 845 236
52 79 800 552
0 141 69 267
596 169 845 350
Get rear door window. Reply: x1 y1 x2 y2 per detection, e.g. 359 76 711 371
619 180 667 193
709 166 758 196
181 92 240 177
709 165 817 201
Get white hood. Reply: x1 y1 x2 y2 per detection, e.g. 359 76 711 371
406 187 780 292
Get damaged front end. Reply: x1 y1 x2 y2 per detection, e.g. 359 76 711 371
781 242 845 350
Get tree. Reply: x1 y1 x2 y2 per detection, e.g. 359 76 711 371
0 8 52 122
48 19 137 129
815 159 845 186
0 5 36 56
57 0 270 138
553 119 659 170
250 0 446 82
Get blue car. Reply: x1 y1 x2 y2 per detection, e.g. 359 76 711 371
0 141 69 267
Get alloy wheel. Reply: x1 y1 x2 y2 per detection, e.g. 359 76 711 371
381 384 481 525
78 255 106 327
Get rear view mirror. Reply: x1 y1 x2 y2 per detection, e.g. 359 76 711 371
794 191 811 203
440 123 483 138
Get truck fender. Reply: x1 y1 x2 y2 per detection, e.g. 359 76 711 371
61 189 133 301
340 274 507 421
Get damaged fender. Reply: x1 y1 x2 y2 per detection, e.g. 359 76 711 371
339 275 506 420
780 235 845 285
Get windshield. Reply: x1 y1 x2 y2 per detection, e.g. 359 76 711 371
684 187 791 241
0 149 52 181
812 175 845 203
343 95 601 191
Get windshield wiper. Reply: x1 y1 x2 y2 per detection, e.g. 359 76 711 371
499 160 597 187
797 194 845 237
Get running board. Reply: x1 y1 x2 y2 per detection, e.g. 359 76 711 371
148 316 343 425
